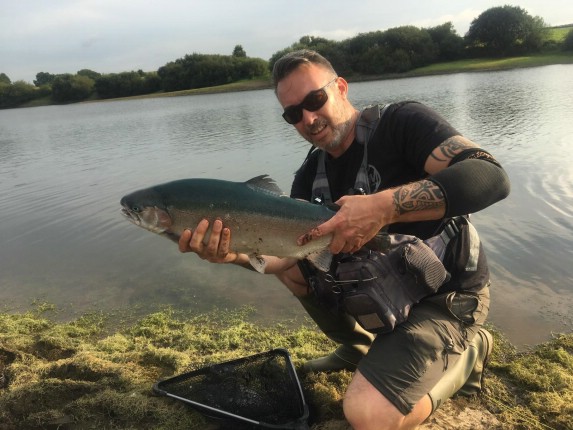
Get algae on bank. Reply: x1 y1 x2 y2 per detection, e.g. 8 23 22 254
0 306 571 429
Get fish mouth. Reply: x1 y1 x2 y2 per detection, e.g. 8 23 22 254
120 205 170 234
120 207 141 226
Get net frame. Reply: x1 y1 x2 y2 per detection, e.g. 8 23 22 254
153 348 309 429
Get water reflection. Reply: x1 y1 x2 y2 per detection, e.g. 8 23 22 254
1 65 572 347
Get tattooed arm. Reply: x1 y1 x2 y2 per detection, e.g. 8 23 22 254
390 135 479 220
298 135 481 254
424 135 479 175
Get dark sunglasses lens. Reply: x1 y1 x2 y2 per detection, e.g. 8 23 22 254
282 89 329 124
282 107 301 124
305 89 328 111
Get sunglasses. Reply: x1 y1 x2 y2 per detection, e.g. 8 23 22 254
282 77 338 124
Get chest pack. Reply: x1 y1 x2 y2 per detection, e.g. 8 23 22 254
305 105 481 334
307 220 478 334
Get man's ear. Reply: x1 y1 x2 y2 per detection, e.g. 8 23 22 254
336 77 349 99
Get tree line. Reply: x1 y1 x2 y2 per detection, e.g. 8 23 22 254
1 5 572 109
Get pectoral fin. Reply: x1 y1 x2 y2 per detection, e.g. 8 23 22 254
306 249 333 272
248 254 267 274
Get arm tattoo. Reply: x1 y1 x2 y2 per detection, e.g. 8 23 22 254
429 136 468 162
392 180 444 215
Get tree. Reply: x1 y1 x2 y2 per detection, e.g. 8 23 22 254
381 26 437 69
94 71 160 99
77 69 101 80
466 6 546 56
0 73 11 85
51 74 94 102
34 72 57 87
426 22 465 61
232 45 247 58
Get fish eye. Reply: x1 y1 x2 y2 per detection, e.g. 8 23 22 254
131 206 141 213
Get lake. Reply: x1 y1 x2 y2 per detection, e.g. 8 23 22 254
1 64 572 347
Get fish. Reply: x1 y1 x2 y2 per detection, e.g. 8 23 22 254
120 175 337 273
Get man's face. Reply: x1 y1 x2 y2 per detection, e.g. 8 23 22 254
276 64 353 155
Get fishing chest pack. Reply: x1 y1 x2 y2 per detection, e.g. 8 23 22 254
306 104 480 334
307 235 451 333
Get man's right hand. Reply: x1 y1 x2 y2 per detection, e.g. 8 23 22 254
178 218 239 264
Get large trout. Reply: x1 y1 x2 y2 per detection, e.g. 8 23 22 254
120 175 336 272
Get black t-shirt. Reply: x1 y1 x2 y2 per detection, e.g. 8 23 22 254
291 101 489 292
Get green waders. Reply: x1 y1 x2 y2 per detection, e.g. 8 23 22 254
299 293 492 413
297 294 375 372
428 328 493 412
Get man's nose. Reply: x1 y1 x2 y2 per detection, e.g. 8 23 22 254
301 108 319 125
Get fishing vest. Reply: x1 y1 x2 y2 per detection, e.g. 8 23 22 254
308 103 480 272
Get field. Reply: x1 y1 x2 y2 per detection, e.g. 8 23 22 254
544 25 573 42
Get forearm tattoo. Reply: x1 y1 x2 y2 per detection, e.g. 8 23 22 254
429 136 468 162
392 180 444 215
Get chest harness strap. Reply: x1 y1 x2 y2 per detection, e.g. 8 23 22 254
311 104 389 205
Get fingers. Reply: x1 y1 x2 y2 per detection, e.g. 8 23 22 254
296 213 363 255
178 219 233 262
297 217 336 246
203 218 232 259
178 228 193 252
218 226 231 258
331 235 363 255
205 218 223 256
189 218 210 253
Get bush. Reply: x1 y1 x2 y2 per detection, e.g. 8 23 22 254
0 81 43 108
51 74 95 103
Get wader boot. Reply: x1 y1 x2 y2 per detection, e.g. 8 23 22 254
428 328 493 412
297 294 375 373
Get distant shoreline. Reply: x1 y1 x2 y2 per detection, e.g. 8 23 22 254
20 52 573 108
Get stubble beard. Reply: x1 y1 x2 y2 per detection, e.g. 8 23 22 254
321 113 356 153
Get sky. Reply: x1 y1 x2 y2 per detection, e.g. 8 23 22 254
2 0 572 83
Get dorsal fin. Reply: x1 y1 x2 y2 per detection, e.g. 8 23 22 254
245 175 286 196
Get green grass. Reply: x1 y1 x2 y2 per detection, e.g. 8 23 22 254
544 26 573 43
409 52 573 76
0 305 571 429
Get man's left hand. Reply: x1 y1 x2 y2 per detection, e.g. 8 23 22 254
298 194 389 254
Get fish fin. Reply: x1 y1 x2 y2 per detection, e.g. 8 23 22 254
162 231 181 244
245 175 286 197
306 249 333 272
248 254 267 274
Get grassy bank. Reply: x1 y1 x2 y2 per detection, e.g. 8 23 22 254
0 306 571 429
406 52 573 76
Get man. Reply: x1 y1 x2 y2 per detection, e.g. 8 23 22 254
179 50 510 429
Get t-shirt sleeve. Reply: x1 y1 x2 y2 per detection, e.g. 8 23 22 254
388 102 460 174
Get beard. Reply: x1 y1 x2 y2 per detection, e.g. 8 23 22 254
323 114 355 152
306 108 356 153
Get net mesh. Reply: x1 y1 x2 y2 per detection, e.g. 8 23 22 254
154 349 308 429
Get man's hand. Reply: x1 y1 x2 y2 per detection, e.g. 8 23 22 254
178 218 239 264
298 194 389 254
297 180 447 254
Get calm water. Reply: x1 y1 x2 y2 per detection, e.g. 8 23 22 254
1 65 572 347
